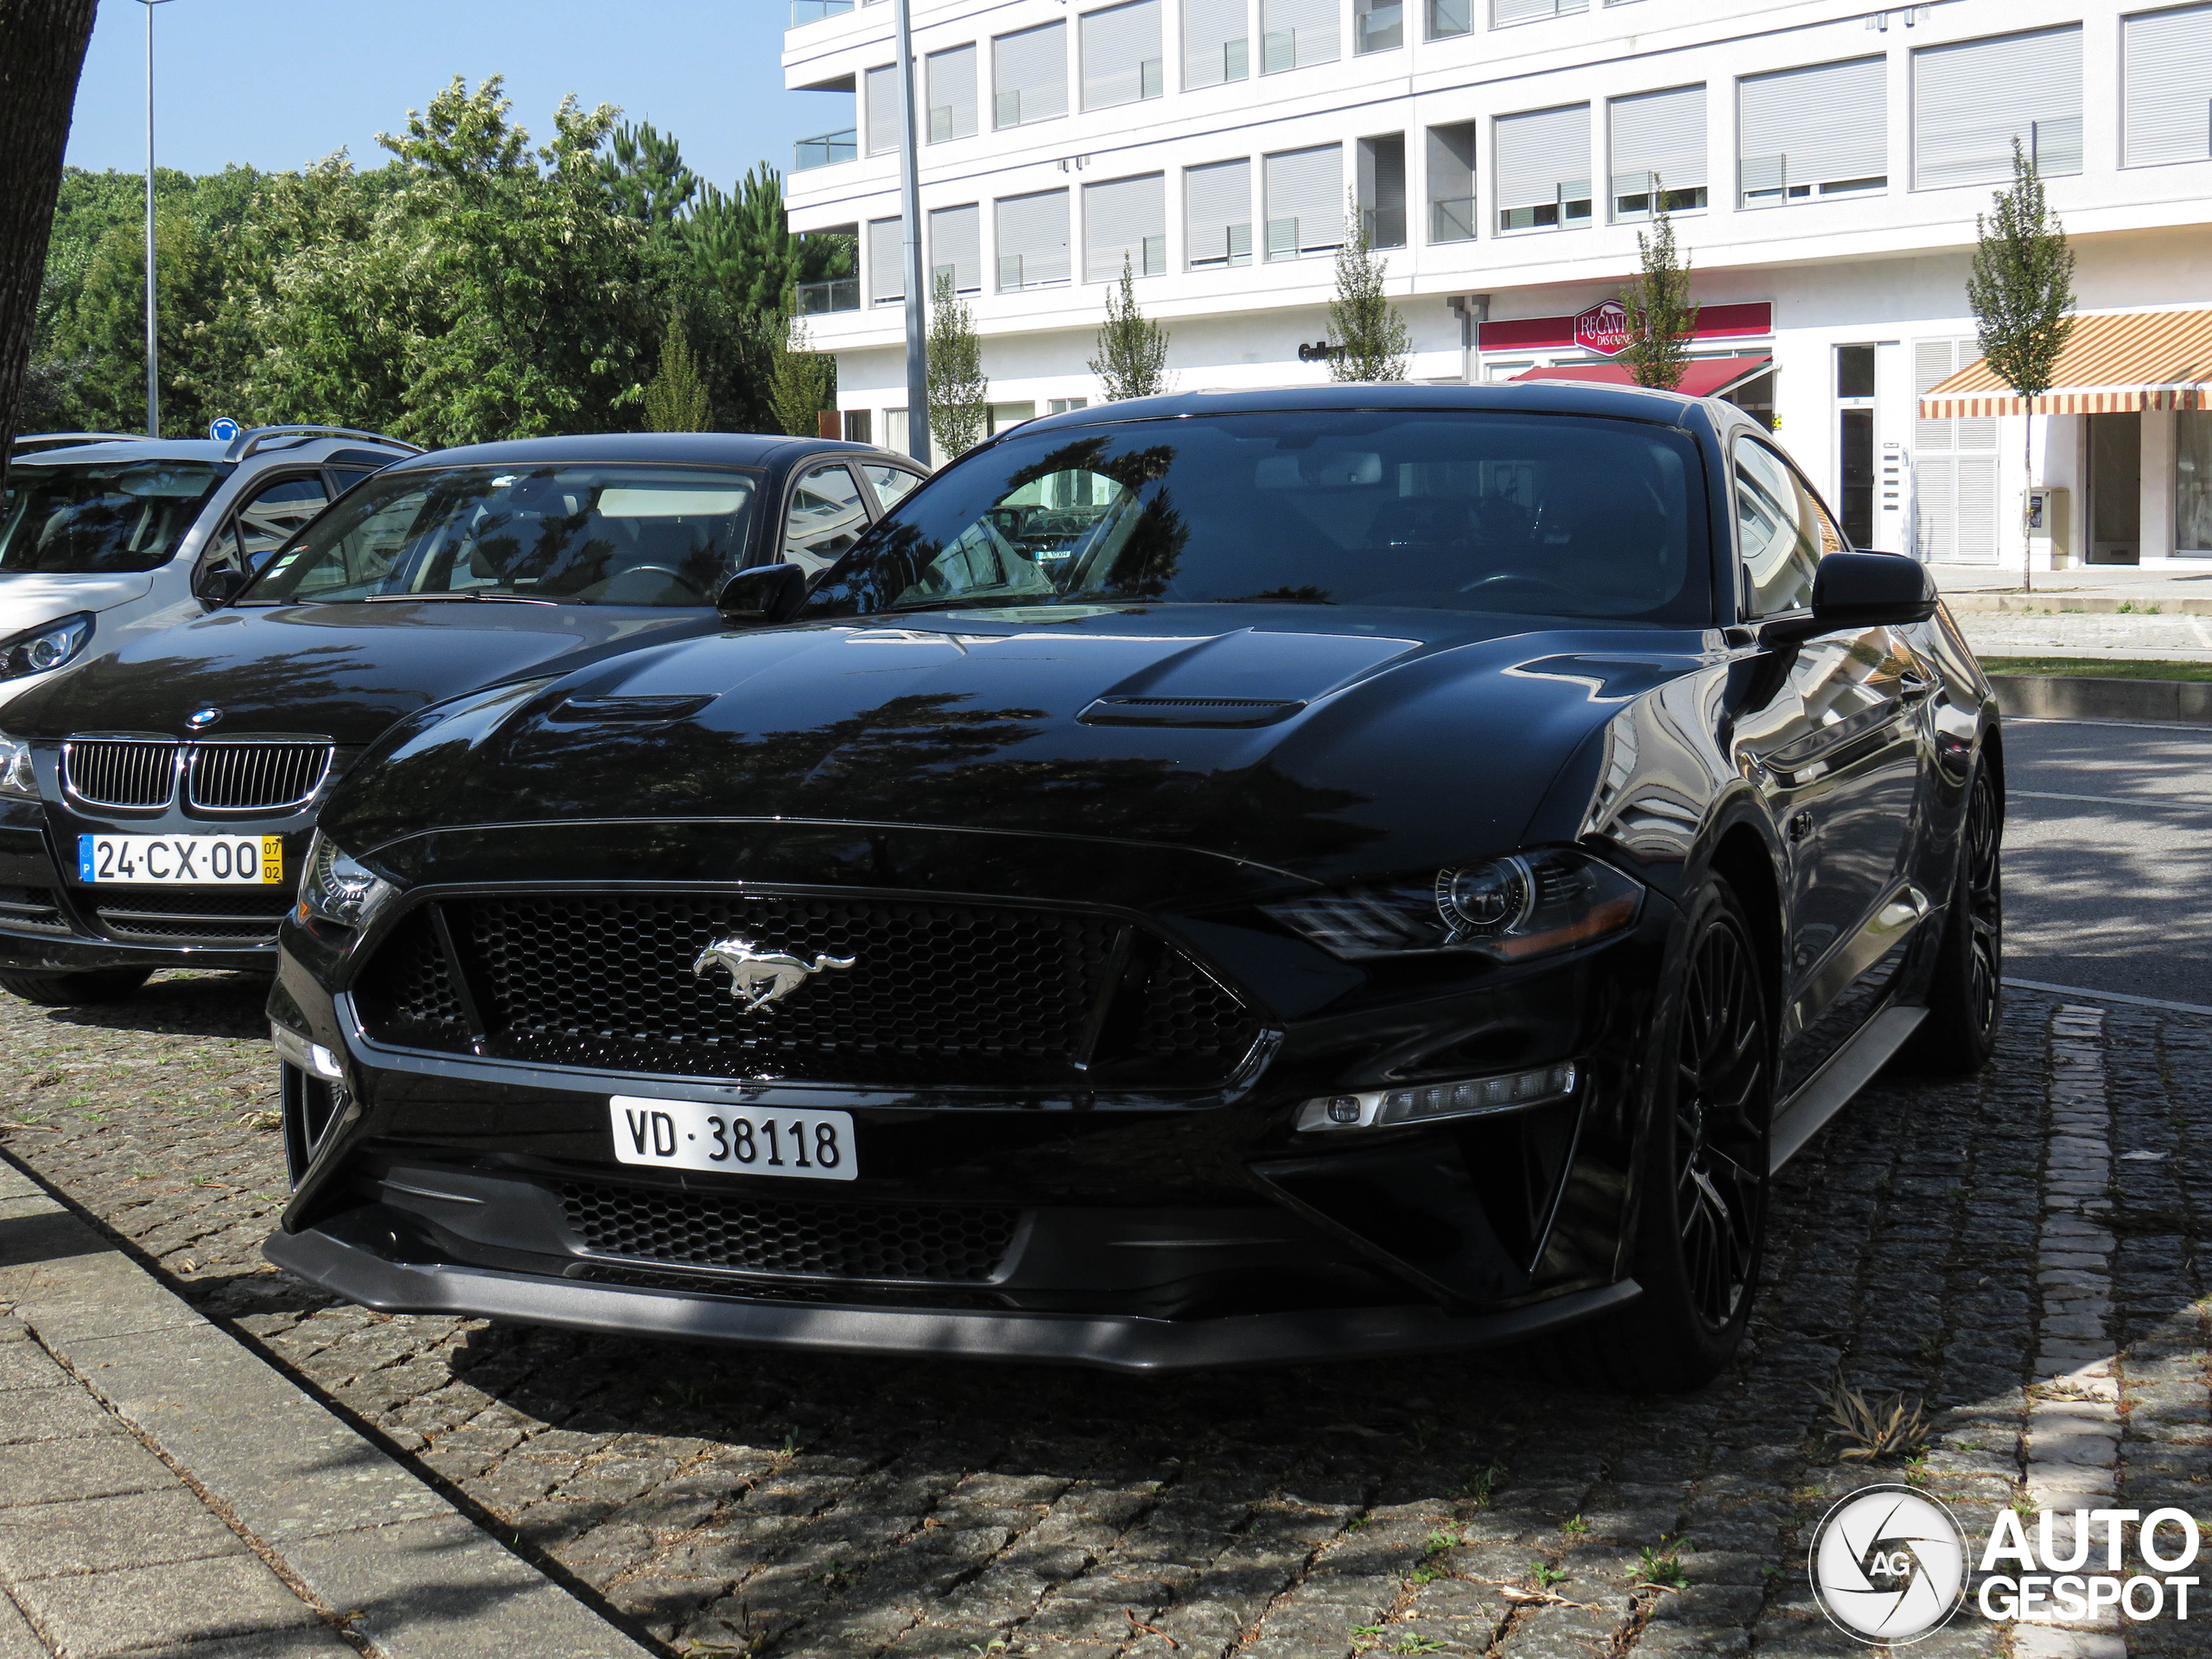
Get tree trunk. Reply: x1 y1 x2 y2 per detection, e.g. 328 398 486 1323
0 0 100 496
2022 414 2035 594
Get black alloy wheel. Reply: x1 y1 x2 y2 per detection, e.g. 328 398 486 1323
1898 763 2004 1075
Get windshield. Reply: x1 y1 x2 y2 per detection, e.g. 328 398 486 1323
241 464 760 607
0 461 227 575
809 410 1708 624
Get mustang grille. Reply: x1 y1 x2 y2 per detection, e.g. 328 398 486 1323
92 887 293 944
352 890 1263 1090
186 743 330 810
558 1180 1020 1282
63 741 175 808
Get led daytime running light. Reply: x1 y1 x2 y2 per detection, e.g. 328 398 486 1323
1295 1062 1578 1133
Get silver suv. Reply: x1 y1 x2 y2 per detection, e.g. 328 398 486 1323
0 427 421 713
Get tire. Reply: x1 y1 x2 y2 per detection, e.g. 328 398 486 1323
1544 878 1773 1391
1896 764 2003 1077
0 968 154 1007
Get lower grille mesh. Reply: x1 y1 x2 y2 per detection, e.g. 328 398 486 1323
92 887 292 944
0 887 65 932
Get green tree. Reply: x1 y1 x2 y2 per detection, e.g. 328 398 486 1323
1618 185 1695 391
643 314 713 431
1088 257 1170 401
768 313 833 437
597 120 698 233
1967 137 2075 593
926 270 987 459
1328 205 1409 382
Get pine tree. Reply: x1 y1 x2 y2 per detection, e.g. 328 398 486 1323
926 271 988 459
1619 183 1695 391
1967 137 2075 594
1088 257 1170 400
643 315 712 431
767 312 832 437
1328 202 1410 383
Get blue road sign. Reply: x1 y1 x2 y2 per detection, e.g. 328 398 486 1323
209 417 242 442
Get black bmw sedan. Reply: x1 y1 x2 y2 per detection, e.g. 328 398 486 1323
0 432 923 1003
263 385 2003 1387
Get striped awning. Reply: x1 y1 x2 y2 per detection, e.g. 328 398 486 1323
1919 309 2212 417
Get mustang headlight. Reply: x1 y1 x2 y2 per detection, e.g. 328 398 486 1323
1265 847 1643 962
297 832 395 930
0 613 93 682
0 733 35 801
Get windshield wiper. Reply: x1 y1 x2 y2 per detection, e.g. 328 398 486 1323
362 591 557 607
880 595 1055 615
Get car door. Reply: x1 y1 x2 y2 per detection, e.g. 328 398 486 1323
1729 435 1930 1087
781 460 874 575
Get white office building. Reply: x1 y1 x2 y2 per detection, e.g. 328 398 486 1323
782 0 2212 568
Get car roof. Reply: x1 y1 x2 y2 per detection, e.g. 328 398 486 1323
9 435 411 469
378 432 908 472
1003 380 1719 441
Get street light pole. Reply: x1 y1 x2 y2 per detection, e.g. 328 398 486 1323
139 0 175 439
894 0 929 465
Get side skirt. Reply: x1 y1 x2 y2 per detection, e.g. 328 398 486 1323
1767 1004 1927 1173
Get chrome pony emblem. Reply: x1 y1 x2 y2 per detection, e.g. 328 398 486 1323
691 937 855 1013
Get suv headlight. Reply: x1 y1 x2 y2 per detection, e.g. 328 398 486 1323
297 832 395 929
1264 847 1643 962
0 613 93 682
0 733 35 800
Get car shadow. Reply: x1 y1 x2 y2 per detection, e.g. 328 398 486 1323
22 969 270 1040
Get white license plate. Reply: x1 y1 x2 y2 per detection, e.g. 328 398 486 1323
78 834 283 885
609 1096 856 1181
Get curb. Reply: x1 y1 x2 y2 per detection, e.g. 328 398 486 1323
0 1153 658 1659
1949 592 2212 616
1988 673 2212 725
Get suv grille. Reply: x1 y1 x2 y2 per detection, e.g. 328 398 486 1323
187 743 330 810
353 890 1263 1090
558 1181 1021 1282
0 886 65 932
92 887 293 944
64 740 175 808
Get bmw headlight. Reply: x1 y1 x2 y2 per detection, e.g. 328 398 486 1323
1265 847 1644 962
0 613 92 682
0 732 35 800
296 832 395 930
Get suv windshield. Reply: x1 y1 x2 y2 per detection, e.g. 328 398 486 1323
0 461 228 575
811 410 1707 624
241 464 760 607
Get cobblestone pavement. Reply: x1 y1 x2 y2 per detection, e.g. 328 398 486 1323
2 972 2207 1659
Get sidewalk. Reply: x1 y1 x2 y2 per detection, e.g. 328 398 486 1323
0 1157 657 1659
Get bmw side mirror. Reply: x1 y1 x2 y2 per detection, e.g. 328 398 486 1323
1762 552 1937 645
195 566 248 609
716 562 808 627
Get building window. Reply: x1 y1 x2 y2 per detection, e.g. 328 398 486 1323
989 402 1039 435
1049 397 1090 414
1738 56 1886 207
994 21 1068 129
2124 4 2212 168
1262 143 1344 259
1494 0 1587 24
867 215 905 305
1259 0 1338 74
1082 0 1164 111
1084 173 1168 281
1357 134 1407 249
1427 122 1477 243
925 44 977 144
2179 411 2212 553
1496 104 1591 232
1914 27 2083 189
842 410 873 446
1183 0 1249 87
1609 84 1706 221
1427 0 1471 37
1354 0 1402 54
1835 345 1877 549
1185 158 1253 269
995 189 1072 290
929 203 982 295
864 63 901 157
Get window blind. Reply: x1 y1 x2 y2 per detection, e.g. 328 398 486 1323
1913 27 2083 189
1494 0 1588 22
1083 0 1163 110
926 44 977 144
994 21 1068 128
1185 159 1253 267
929 203 982 293
1183 0 1249 88
1260 0 1338 72
2123 4 2212 168
995 188 1071 289
1262 143 1343 258
868 216 906 304
1738 57 1885 203
865 63 901 156
1084 173 1167 281
1610 84 1707 207
1427 122 1477 242
1495 102 1591 215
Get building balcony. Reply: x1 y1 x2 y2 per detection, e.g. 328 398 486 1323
795 129 858 172
1361 205 1407 249
1429 197 1478 244
798 276 861 316
790 0 854 24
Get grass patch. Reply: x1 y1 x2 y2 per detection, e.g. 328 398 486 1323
1982 656 2212 682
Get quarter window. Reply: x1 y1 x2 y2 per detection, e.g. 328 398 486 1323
222 474 330 571
785 463 871 574
1734 438 1839 617
861 465 922 511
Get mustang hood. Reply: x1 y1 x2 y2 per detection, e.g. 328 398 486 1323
1 601 719 746
326 603 1710 883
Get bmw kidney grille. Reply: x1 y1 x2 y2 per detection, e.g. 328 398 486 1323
61 738 331 813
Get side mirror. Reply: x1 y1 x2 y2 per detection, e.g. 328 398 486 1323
1761 552 1936 645
195 566 248 609
715 562 808 626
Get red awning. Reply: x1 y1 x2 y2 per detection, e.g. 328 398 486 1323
1510 356 1772 399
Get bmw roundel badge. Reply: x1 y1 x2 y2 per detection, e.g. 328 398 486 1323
187 707 223 730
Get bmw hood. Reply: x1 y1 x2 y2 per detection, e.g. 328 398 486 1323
0 601 721 747
324 603 1712 883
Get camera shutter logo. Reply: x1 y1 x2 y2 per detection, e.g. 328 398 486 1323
1808 1484 1968 1643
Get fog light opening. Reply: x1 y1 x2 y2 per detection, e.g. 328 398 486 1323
270 1020 344 1082
1294 1061 1578 1134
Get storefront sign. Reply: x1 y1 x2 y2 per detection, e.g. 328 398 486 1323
1479 301 1773 354
1573 302 1633 356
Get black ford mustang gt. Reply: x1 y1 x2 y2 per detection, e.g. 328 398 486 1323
264 385 2003 1388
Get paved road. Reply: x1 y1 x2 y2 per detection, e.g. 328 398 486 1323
2004 715 2212 1007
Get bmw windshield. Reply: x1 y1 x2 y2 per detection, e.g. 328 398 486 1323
0 461 228 575
239 464 760 608
810 410 1709 623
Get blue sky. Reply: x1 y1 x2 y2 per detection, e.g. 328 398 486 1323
63 0 853 191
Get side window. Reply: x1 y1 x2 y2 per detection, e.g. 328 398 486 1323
326 467 374 500
1733 438 1825 617
784 463 870 575
861 464 923 513
222 474 331 572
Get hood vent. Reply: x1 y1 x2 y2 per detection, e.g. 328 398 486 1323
1078 696 1305 728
